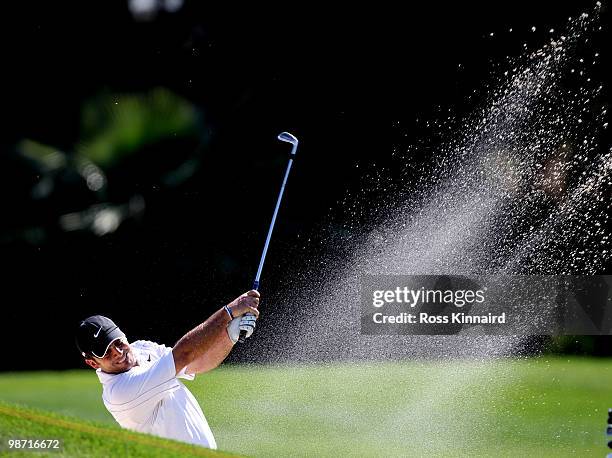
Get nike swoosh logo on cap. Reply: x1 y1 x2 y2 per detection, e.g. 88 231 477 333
93 325 102 338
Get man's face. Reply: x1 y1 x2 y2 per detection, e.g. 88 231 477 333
84 337 138 374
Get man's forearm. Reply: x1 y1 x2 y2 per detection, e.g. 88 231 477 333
172 291 260 375
172 307 231 374
185 335 233 374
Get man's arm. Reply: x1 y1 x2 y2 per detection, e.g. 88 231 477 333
186 314 257 374
172 290 260 376
183 334 232 375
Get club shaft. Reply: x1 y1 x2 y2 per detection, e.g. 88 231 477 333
253 157 294 290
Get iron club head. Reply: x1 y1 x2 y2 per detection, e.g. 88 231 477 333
277 132 299 156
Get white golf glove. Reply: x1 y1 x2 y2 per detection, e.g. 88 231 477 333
227 314 257 344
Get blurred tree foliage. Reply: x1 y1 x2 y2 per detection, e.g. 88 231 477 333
78 87 201 168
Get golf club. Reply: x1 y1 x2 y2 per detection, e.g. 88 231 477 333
238 131 299 343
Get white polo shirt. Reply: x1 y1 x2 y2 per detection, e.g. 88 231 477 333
96 340 217 449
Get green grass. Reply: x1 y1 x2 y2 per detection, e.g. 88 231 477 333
0 357 610 457
0 402 235 457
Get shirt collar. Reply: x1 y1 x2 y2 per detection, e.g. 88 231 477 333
95 359 141 384
96 368 117 384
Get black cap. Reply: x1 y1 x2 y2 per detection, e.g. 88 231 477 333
75 315 126 358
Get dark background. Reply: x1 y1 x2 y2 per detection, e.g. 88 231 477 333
1 1 610 370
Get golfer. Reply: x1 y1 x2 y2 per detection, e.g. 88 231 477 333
75 290 260 449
